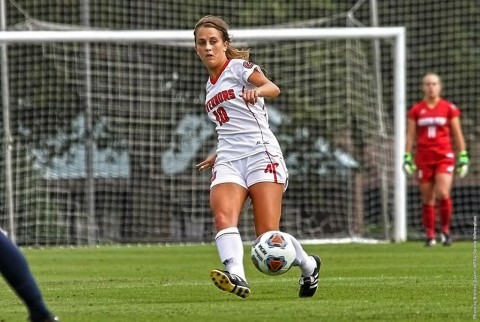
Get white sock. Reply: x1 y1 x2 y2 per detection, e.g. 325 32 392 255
284 232 316 276
215 227 246 281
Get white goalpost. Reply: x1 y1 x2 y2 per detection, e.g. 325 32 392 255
0 27 406 245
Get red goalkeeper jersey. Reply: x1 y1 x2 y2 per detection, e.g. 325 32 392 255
407 99 460 155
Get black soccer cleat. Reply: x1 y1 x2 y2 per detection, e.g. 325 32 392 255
299 255 321 298
210 269 251 298
441 233 452 247
424 238 436 247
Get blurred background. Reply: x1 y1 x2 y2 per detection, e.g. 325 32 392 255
0 0 478 245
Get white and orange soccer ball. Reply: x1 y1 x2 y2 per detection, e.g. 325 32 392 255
251 230 297 276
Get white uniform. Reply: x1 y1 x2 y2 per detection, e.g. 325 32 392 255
204 59 288 189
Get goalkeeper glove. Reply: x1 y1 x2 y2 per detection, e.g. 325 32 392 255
403 153 417 176
456 150 470 178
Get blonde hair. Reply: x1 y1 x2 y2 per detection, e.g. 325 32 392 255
194 15 250 60
422 72 442 86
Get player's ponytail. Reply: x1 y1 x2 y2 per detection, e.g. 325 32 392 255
226 46 250 60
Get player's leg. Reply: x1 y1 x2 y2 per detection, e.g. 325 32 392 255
0 229 58 322
417 163 437 246
249 181 282 235
435 167 454 246
247 152 320 297
246 152 289 236
249 182 321 297
211 182 249 279
419 180 436 246
209 170 251 298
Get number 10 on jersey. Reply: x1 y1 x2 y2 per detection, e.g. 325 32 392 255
213 106 230 126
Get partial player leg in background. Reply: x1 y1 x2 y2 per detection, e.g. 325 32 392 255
0 229 58 322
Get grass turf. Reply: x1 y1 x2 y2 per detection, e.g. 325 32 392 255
0 242 474 321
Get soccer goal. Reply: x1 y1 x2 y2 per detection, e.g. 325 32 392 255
0 26 406 245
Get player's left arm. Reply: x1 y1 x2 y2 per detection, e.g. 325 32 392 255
451 116 470 177
242 70 280 104
450 116 466 153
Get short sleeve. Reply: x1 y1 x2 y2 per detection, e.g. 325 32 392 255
407 105 418 120
448 102 461 119
230 59 262 85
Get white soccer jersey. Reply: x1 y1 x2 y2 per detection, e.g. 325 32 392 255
204 59 282 163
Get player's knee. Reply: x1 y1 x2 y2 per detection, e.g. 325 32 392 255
436 191 450 200
213 212 237 230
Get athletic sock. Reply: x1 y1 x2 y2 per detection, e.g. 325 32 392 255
422 204 436 239
438 198 452 235
0 231 51 321
284 232 316 276
215 227 246 281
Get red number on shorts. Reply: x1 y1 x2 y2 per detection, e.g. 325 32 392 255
213 106 230 126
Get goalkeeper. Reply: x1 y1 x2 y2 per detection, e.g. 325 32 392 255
404 72 469 247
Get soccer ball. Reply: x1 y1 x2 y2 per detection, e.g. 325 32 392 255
250 230 296 276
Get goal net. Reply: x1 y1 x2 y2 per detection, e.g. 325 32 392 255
1 1 478 247
0 20 407 245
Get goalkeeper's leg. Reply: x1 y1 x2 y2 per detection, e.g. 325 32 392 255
419 169 437 246
0 229 58 322
435 171 454 246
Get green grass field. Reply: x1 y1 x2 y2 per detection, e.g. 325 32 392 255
0 242 474 322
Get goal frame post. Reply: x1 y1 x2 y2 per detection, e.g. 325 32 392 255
0 27 407 242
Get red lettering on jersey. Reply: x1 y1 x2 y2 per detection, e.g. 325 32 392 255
204 89 236 113
227 89 235 100
221 91 229 101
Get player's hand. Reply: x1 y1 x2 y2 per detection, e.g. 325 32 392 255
196 155 216 171
456 150 470 178
241 88 259 105
403 152 417 176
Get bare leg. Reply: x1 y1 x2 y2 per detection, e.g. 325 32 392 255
249 182 283 236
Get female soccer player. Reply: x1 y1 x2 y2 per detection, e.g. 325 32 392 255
194 15 321 298
404 72 469 247
0 228 58 321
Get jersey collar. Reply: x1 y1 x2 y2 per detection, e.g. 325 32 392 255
210 59 231 85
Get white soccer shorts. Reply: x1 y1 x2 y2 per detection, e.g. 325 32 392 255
210 151 289 191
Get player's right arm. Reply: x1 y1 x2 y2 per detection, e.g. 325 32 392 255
196 154 216 171
405 118 417 154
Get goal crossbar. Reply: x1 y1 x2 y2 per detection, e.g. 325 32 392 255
0 27 405 43
0 27 407 242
